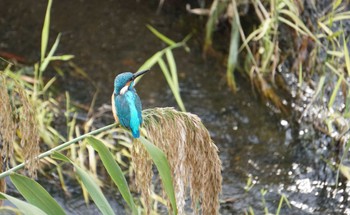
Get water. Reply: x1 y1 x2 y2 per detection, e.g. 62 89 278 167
1 0 350 214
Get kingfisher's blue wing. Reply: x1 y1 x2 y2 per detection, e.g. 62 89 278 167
115 94 130 129
134 91 143 124
115 90 142 138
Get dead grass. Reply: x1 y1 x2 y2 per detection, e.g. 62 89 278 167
0 74 15 194
0 73 40 178
132 107 222 215
0 74 15 166
16 82 40 177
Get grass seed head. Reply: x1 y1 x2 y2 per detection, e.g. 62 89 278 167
132 107 222 215
1 73 41 178
0 74 16 165
16 82 40 178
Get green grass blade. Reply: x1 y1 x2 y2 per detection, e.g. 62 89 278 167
147 24 176 46
299 76 326 122
86 136 137 215
49 55 75 61
226 7 240 93
165 49 179 91
346 88 350 115
336 139 350 185
328 75 343 109
158 58 173 88
344 35 350 76
339 164 350 180
40 33 62 73
42 76 57 93
139 137 177 215
10 173 66 215
298 64 303 87
158 58 186 111
0 192 48 215
275 194 291 215
331 11 350 22
135 51 163 85
74 164 115 215
41 0 53 62
279 9 317 41
204 0 217 49
204 0 227 51
52 152 115 215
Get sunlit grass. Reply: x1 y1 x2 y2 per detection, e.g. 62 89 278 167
137 25 190 112
0 106 222 214
0 1 224 215
187 0 350 212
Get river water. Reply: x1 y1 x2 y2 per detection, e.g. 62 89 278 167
1 0 350 214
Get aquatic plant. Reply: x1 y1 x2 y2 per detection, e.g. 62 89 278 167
0 107 222 215
0 2 222 215
244 188 290 215
0 67 55 178
190 0 350 180
137 25 191 112
0 0 73 178
0 73 15 170
134 107 222 214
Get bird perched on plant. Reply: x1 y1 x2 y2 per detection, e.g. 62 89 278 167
111 69 150 138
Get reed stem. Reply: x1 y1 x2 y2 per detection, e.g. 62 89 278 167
0 123 116 179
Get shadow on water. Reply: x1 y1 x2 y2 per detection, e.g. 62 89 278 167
1 0 349 214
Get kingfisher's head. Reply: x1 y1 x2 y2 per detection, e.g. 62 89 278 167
114 69 150 95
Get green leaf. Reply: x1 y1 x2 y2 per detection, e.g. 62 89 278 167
339 164 350 181
328 75 343 109
165 49 179 92
86 136 137 214
40 33 62 72
41 0 53 62
158 58 186 112
49 55 75 61
344 35 350 76
147 24 176 46
226 6 240 93
52 152 115 215
204 0 227 50
0 192 48 215
139 137 177 215
137 51 162 74
10 173 66 215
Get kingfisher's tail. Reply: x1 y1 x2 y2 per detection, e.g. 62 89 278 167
131 128 140 138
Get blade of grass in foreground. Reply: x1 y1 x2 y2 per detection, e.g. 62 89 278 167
0 192 47 215
139 136 177 215
52 152 115 215
10 173 66 215
86 136 137 215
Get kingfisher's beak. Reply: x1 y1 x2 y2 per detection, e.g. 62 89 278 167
132 69 150 80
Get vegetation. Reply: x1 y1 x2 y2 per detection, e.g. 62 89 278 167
1 0 350 214
193 0 350 180
0 0 222 215
187 0 350 213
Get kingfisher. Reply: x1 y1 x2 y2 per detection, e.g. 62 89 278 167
111 69 150 138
